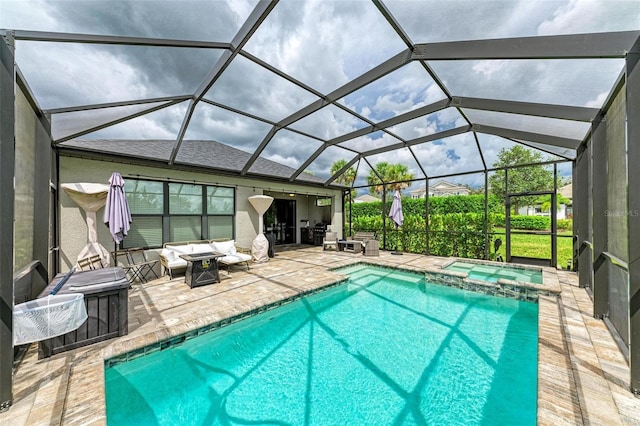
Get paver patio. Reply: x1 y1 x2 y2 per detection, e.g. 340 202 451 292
2 246 639 425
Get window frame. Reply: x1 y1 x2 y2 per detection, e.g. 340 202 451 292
123 178 236 249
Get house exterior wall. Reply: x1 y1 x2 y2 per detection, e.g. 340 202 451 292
517 205 567 219
409 181 470 198
59 156 342 271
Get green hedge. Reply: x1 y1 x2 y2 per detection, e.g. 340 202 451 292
493 214 549 230
350 194 502 217
352 212 495 258
492 215 573 231
348 195 572 260
557 219 572 230
428 213 496 258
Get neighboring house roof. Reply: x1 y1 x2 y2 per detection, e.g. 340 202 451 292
558 183 572 200
409 180 470 196
60 139 328 185
354 194 381 203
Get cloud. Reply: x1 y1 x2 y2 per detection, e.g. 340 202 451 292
289 104 370 140
3 0 637 184
340 62 447 122
243 0 407 94
305 145 359 179
432 58 624 108
16 42 147 109
85 102 188 139
204 54 319 123
383 0 561 42
184 102 273 153
472 60 507 77
7 0 246 110
338 131 402 153
260 129 324 169
538 0 640 35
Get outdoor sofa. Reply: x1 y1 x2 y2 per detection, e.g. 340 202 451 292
343 232 379 256
160 239 251 279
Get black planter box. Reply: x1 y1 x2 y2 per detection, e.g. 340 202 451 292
37 267 129 358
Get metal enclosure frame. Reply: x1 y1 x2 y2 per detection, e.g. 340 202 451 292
575 141 593 289
1 2 640 408
0 34 15 412
505 190 557 267
625 47 640 395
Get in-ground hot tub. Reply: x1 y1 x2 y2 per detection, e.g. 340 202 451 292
442 260 543 284
37 267 129 358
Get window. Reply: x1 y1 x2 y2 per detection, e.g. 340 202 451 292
169 183 202 242
124 179 235 248
125 180 163 248
207 187 234 240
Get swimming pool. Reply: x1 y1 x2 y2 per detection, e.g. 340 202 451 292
443 260 543 284
105 265 538 425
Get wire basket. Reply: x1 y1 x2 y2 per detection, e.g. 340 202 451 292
13 294 88 345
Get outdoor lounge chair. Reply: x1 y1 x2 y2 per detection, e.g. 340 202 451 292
323 231 338 251
211 240 252 272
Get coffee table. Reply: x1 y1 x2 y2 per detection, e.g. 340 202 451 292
179 251 225 288
338 240 362 253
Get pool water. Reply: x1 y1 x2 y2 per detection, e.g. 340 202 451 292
105 265 538 425
444 261 543 284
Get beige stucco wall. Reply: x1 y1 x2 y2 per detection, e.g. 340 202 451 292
59 156 343 271
14 87 36 272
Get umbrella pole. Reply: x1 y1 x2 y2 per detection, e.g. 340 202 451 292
391 224 403 255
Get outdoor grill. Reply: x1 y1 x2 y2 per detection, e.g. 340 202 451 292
313 223 327 246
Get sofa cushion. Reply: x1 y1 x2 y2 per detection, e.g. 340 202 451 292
160 248 177 262
212 240 236 255
165 257 188 268
169 245 192 256
190 243 213 255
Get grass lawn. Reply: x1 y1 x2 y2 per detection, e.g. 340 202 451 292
492 228 574 269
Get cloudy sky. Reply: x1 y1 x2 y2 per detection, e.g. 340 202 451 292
2 0 639 190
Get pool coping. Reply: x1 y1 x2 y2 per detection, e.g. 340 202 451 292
3 249 637 425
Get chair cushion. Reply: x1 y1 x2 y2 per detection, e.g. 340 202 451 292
160 248 177 262
212 240 237 255
165 258 188 268
218 252 251 265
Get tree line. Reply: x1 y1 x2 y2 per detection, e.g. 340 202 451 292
332 145 569 210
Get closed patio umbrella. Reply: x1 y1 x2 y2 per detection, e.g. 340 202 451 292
104 172 132 263
61 182 111 266
389 190 403 255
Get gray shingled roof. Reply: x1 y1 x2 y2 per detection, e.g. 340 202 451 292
60 139 328 185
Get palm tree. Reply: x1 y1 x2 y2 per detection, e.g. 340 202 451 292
538 193 571 213
367 162 415 198
330 159 357 198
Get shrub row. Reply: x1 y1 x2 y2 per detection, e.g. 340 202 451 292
493 215 573 231
350 194 502 217
353 212 495 259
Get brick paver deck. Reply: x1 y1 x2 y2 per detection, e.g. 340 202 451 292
2 246 639 425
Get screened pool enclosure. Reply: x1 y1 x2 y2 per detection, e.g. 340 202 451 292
1 0 640 410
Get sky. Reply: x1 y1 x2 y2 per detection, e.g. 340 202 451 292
2 0 639 191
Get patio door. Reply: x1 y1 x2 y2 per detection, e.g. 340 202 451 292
265 199 296 245
505 191 557 267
